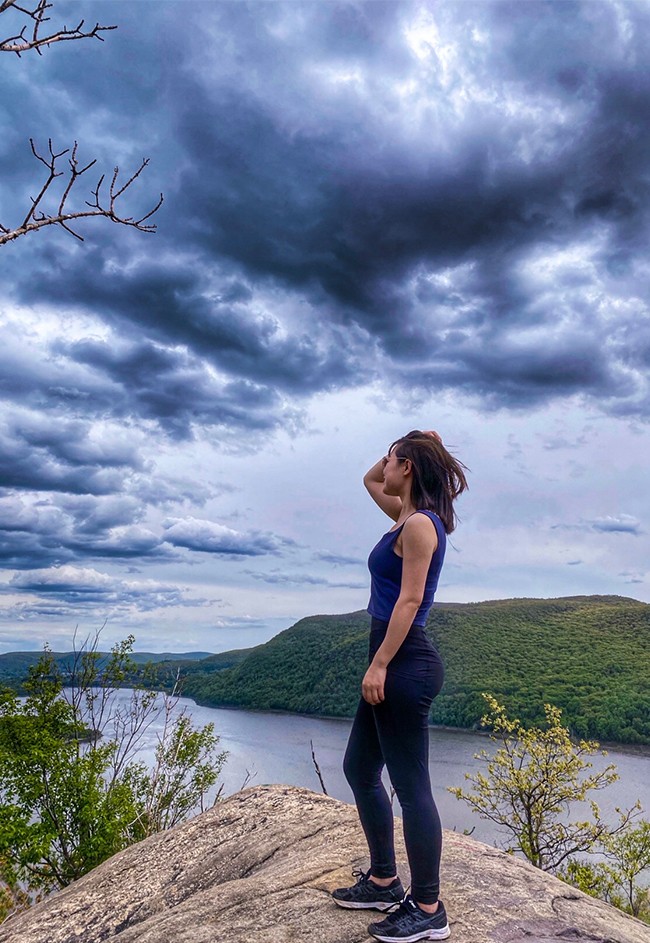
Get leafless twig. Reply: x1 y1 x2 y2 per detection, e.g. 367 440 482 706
0 138 163 245
310 739 328 795
0 0 116 55
237 768 256 792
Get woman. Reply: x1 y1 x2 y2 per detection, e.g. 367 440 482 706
332 430 468 942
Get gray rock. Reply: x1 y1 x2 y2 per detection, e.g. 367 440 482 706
0 784 648 943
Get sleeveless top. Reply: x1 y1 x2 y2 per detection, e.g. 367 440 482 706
367 509 446 626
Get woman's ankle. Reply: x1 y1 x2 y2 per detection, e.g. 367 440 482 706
369 874 398 886
415 900 439 914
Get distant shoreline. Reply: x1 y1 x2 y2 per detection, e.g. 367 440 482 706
176 692 650 758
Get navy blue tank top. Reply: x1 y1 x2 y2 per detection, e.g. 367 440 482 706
367 510 446 625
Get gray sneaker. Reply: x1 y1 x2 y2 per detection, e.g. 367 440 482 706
332 868 405 911
368 894 450 940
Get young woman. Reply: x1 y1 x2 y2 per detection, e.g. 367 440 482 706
332 430 468 942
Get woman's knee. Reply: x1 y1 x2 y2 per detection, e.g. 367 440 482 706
343 743 365 785
344 751 368 789
342 749 356 786
388 766 433 808
344 750 383 792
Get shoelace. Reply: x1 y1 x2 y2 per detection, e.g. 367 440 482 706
382 896 421 926
348 869 401 909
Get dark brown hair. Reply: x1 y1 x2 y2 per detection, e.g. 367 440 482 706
389 430 468 534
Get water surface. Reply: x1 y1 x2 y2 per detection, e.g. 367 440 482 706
109 690 649 849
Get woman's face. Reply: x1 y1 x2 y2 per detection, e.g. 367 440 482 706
381 448 408 495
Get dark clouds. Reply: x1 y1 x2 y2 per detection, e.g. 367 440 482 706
0 490 294 570
162 518 292 556
315 551 366 566
0 491 157 569
245 569 366 590
47 265 364 400
4 1 650 416
1 564 208 621
60 333 303 438
0 411 142 494
590 515 641 536
553 515 642 537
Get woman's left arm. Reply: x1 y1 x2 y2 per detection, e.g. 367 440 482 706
361 514 438 705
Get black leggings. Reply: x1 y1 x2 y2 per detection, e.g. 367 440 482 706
343 618 445 904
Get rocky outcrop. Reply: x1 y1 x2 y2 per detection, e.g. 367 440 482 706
0 784 648 943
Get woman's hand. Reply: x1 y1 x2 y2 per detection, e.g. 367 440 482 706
423 430 442 443
362 664 387 705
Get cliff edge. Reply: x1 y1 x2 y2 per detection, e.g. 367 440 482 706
0 784 648 943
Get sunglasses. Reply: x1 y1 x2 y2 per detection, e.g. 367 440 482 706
381 455 408 468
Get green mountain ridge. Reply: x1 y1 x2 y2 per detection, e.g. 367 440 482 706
0 650 213 684
179 595 650 746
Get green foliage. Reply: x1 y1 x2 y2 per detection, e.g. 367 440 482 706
426 596 650 743
0 863 30 924
0 636 227 917
181 611 370 718
0 649 213 693
126 707 228 835
0 649 142 897
604 819 650 918
561 821 650 923
560 858 617 900
448 695 631 870
179 596 650 745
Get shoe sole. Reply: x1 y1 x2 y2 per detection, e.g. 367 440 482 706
369 925 450 942
333 898 400 911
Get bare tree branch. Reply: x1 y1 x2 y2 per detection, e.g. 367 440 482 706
0 138 164 245
0 0 116 56
310 739 328 795
0 2 163 245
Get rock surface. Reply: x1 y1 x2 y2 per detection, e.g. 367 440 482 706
1 784 648 943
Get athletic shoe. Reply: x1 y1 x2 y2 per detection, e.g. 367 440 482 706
332 868 405 911
367 894 450 941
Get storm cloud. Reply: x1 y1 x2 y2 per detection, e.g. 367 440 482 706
5 1 650 420
2 564 208 622
162 518 292 557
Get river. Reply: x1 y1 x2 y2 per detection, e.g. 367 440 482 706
107 689 649 849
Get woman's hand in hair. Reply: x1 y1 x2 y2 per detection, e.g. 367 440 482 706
423 430 442 443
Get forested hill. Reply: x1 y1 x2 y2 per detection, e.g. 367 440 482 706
0 650 213 687
180 595 650 746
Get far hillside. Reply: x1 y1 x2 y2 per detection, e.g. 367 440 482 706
180 596 650 746
0 650 213 688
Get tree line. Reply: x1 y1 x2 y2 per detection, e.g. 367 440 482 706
177 596 650 746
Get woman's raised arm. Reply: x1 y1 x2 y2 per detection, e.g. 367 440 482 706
363 456 402 521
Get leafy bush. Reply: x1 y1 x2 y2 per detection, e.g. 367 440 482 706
0 637 227 922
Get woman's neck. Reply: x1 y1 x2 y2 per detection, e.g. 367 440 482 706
396 493 416 523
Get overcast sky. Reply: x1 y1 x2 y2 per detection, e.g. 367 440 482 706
0 0 648 654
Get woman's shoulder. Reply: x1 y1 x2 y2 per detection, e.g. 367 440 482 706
414 509 440 521
402 510 440 538
403 510 446 544
408 509 443 527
